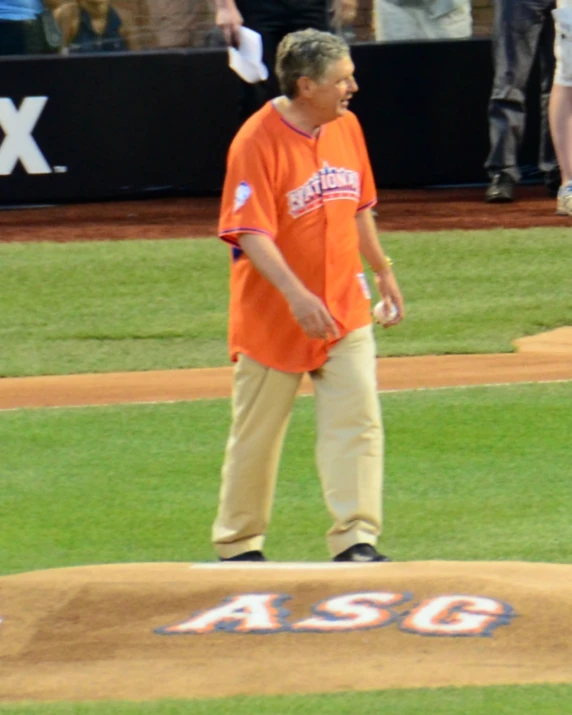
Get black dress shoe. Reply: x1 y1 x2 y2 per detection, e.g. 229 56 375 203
220 550 266 562
485 173 515 203
545 170 562 198
333 543 391 563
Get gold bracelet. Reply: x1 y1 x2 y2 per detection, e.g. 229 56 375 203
376 256 393 273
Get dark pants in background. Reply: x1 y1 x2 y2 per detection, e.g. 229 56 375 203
485 0 559 182
235 0 330 122
0 17 51 55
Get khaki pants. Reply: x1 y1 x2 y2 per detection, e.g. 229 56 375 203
212 325 384 559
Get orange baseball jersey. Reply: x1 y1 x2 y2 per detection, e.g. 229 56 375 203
219 101 378 373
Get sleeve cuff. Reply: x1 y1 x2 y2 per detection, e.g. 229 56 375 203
219 227 275 246
357 198 378 212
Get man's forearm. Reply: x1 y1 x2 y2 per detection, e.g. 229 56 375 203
238 233 308 303
237 233 340 339
356 208 405 323
355 209 392 276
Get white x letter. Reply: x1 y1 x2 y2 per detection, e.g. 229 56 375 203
0 97 51 175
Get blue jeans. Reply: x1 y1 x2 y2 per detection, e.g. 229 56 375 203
485 0 559 181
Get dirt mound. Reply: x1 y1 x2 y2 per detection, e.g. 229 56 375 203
513 327 572 355
1 561 571 702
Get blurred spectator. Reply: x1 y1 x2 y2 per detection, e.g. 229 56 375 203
485 0 560 203
214 0 356 122
147 0 193 47
55 0 136 51
114 0 156 48
203 22 225 46
373 0 472 42
0 0 62 54
549 0 572 213
331 0 358 41
147 0 212 48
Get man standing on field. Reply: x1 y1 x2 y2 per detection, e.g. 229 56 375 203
212 29 405 563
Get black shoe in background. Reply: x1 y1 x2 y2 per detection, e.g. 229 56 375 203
545 169 562 198
220 550 266 562
485 173 515 203
333 543 391 563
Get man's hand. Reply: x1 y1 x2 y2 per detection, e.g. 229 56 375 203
374 268 405 328
287 287 340 341
354 208 405 329
332 0 358 28
236 233 339 340
215 1 243 48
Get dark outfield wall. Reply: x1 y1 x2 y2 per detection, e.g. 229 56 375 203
0 40 543 204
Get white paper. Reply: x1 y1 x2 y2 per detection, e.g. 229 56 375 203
228 27 269 84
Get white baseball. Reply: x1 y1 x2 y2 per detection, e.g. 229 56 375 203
373 300 398 324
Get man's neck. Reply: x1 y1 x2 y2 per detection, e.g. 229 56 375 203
273 96 320 136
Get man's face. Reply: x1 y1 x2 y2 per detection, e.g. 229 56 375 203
306 56 358 123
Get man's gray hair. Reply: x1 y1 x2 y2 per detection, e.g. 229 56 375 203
275 29 351 99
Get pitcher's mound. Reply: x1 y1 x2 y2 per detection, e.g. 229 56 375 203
513 326 572 355
1 561 571 703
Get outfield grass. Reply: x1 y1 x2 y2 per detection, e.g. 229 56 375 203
1 684 572 715
2 383 571 571
1 227 571 376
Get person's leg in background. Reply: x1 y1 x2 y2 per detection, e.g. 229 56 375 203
549 0 572 213
212 354 302 560
253 0 332 117
373 0 471 43
310 325 388 562
372 0 425 41
242 29 283 118
234 0 330 122
0 20 28 55
430 0 473 39
485 0 543 203
25 15 53 54
288 0 330 33
0 17 48 55
537 3 561 196
234 0 285 122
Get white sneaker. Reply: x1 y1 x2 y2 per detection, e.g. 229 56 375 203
556 181 572 215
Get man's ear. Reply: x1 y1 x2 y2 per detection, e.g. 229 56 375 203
296 76 315 98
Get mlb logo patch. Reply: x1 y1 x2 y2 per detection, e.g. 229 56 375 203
234 181 252 212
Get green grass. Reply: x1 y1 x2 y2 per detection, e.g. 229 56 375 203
1 227 571 376
0 239 228 377
1 684 572 714
2 383 570 573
